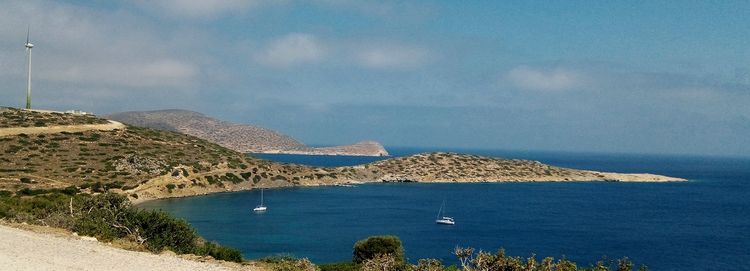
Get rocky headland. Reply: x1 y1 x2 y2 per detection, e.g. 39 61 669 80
106 109 389 157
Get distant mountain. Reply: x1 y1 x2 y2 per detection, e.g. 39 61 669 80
106 109 389 156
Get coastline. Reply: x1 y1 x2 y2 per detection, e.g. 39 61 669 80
249 150 389 157
130 171 686 205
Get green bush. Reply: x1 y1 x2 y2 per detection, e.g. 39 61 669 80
353 235 404 264
194 241 244 263
73 193 132 241
130 209 198 254
225 173 243 184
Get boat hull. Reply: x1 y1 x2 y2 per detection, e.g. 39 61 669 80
253 206 267 212
436 219 455 225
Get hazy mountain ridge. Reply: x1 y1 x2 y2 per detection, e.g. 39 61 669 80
106 109 389 156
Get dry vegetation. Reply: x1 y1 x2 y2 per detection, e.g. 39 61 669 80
364 152 604 182
0 108 377 202
1 107 682 203
0 108 109 128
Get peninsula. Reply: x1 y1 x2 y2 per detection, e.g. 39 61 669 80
0 107 684 204
106 109 389 157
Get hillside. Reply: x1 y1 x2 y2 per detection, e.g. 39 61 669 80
360 152 685 183
1 107 683 203
1 107 110 128
106 109 389 156
0 108 346 202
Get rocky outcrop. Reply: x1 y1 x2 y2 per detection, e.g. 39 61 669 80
282 141 389 156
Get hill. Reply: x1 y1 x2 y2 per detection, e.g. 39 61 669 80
1 107 683 203
0 107 336 202
361 152 684 182
106 109 389 156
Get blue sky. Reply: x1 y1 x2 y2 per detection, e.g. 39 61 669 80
1 1 748 157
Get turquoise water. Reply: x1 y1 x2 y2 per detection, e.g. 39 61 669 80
141 149 750 270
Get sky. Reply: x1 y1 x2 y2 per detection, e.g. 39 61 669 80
0 1 748 157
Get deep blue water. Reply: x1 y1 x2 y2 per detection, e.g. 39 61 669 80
141 149 750 270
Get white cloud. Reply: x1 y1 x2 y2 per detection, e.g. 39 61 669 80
0 1 203 91
134 0 272 19
506 65 582 91
255 33 326 67
44 59 198 88
354 44 430 69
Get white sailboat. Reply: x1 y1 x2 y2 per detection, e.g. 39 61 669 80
435 199 455 225
253 189 267 212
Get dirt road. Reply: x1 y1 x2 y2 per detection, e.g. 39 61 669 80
0 225 249 271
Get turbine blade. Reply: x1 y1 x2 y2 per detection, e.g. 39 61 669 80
26 26 29 44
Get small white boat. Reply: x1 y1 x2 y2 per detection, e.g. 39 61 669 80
435 200 455 225
253 189 267 212
436 216 455 225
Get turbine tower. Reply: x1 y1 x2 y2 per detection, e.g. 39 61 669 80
24 27 34 109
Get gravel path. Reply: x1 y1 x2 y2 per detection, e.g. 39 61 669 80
0 225 241 271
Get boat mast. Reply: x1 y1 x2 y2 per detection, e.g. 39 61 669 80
437 200 445 219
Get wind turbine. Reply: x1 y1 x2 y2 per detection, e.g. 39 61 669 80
24 27 34 109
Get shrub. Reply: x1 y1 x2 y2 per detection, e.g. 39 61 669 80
353 235 404 264
91 182 105 193
411 259 444 271
261 256 318 271
222 173 243 184
130 209 198 254
194 241 244 263
361 253 400 271
60 185 80 195
73 193 132 241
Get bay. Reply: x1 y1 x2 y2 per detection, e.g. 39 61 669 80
140 149 750 270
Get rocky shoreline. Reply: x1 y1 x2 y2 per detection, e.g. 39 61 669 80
255 141 389 157
128 152 685 203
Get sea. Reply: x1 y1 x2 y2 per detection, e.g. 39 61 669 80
139 148 750 270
